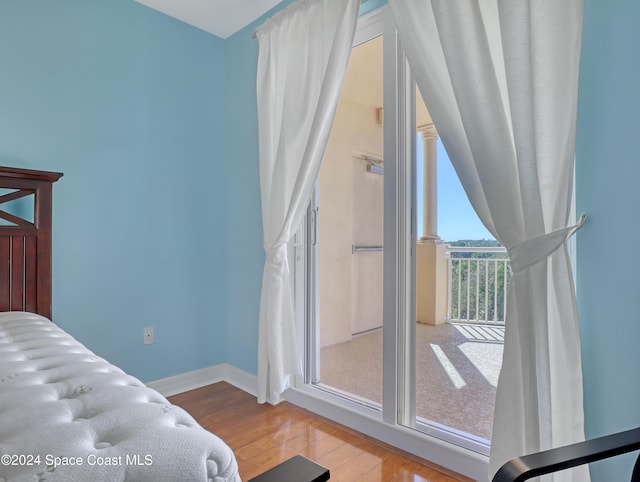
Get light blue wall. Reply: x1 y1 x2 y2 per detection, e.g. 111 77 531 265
222 31 263 375
577 0 640 480
2 0 637 477
0 0 230 382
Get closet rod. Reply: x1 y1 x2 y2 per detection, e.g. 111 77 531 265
352 245 383 254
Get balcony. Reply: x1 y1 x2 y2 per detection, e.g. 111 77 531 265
319 244 509 443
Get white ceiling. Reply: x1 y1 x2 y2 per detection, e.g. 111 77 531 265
133 0 284 39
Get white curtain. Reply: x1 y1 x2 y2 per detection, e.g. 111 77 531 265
255 0 359 405
389 1 588 480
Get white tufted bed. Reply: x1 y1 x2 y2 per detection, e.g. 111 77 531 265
0 167 241 480
0 311 241 481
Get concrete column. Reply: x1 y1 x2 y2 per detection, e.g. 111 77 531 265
416 124 447 325
416 242 448 325
418 123 439 241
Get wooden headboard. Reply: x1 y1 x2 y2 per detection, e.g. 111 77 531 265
0 166 63 319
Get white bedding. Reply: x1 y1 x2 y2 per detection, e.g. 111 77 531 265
0 312 241 482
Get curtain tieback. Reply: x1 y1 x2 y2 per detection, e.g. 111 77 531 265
265 244 289 267
507 214 586 273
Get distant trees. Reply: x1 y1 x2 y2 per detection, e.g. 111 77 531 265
447 240 511 323
447 239 502 254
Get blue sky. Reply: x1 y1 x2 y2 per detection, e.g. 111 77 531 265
417 138 494 242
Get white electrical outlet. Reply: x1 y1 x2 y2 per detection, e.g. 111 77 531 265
143 327 154 345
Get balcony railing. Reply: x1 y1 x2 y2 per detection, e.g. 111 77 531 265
446 246 511 324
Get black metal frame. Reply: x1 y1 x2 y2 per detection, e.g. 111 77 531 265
492 427 640 482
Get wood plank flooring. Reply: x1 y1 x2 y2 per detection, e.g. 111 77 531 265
168 382 472 482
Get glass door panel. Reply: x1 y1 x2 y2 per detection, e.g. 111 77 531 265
312 34 385 408
410 86 502 451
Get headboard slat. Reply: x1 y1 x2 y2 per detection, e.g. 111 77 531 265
0 166 63 318
11 236 25 310
0 237 10 312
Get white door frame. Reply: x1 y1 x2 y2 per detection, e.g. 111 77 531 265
289 6 491 480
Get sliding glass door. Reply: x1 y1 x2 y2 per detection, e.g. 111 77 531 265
299 6 500 457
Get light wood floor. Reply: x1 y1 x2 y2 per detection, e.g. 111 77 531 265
168 382 472 482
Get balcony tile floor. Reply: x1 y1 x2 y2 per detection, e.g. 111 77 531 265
319 322 504 441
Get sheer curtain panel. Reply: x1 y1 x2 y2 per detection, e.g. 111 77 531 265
388 1 588 480
255 0 359 405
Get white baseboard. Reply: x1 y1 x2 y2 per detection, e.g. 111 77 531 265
147 363 257 398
